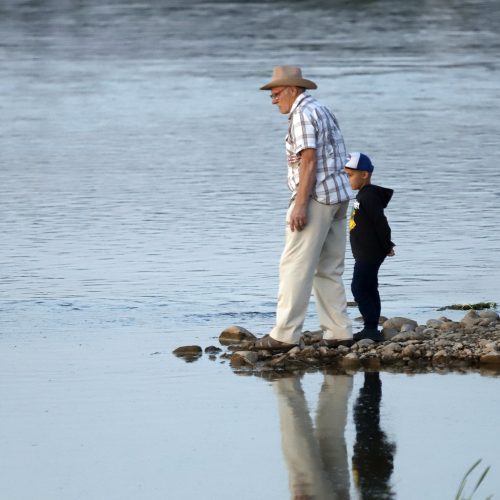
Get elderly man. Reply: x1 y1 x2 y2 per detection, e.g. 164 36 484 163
254 66 353 351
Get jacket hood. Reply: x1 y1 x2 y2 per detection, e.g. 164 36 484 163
363 184 393 208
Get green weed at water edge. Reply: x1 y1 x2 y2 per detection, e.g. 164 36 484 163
455 459 493 500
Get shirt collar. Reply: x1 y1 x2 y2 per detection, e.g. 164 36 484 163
288 91 311 119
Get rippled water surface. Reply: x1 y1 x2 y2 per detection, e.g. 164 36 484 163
1 1 499 499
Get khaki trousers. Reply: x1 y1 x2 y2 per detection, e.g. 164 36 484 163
270 199 352 344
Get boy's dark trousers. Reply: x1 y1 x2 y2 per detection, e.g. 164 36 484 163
351 259 385 330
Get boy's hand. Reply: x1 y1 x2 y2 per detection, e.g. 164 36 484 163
388 247 395 257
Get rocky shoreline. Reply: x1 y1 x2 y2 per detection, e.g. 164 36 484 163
173 309 500 375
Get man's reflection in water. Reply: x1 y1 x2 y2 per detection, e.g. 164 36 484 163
272 373 352 500
352 372 396 500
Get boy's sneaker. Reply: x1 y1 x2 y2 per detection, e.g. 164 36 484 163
353 328 384 342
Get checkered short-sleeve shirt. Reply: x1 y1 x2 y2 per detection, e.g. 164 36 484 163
286 92 352 205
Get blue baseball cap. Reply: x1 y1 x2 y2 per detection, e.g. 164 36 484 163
345 152 374 172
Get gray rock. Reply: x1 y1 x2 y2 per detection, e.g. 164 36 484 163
479 318 496 326
382 342 402 353
302 330 323 344
390 333 411 342
337 345 351 355
440 321 461 332
172 345 202 356
299 346 317 358
356 338 375 347
383 317 418 331
400 324 415 333
205 345 222 354
382 328 399 341
426 319 444 329
219 325 257 345
230 351 258 367
287 346 301 357
479 310 499 320
435 339 452 348
461 310 480 327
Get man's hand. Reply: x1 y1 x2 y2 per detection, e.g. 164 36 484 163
388 247 395 257
289 203 308 232
289 148 316 232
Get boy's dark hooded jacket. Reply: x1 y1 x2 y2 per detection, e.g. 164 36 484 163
349 184 394 262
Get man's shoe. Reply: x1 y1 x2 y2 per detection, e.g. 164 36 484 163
251 335 297 352
353 328 383 342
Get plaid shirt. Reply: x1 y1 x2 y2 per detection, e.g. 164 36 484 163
286 92 352 205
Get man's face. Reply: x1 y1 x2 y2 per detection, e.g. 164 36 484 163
345 168 370 191
270 86 297 114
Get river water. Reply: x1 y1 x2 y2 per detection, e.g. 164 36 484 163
1 0 499 499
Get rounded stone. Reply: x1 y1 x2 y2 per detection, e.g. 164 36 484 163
205 345 222 354
479 310 499 320
383 317 418 331
219 325 257 345
356 338 375 347
426 319 444 329
172 345 202 356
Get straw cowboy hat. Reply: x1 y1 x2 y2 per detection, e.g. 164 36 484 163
260 65 317 90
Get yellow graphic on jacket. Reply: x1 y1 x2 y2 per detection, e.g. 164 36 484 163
349 200 360 231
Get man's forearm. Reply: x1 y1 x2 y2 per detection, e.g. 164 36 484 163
295 149 316 206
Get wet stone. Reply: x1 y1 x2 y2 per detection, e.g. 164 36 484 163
230 351 258 367
219 325 257 345
205 345 222 354
173 345 202 356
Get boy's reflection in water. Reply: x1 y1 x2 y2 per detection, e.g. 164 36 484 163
270 371 395 500
352 372 396 500
272 373 352 500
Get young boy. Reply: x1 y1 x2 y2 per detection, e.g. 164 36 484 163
345 152 395 342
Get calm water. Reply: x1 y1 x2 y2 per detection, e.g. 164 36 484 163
1 0 500 499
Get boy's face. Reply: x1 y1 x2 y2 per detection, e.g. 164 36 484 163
345 168 370 190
